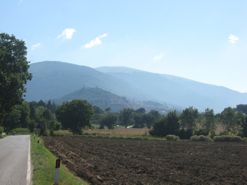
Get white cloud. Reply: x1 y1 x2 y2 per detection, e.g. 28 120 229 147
31 43 41 50
228 34 239 44
57 28 76 40
153 52 164 62
84 33 108 49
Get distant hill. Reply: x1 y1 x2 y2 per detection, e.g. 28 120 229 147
97 67 247 112
55 87 131 112
26 61 144 101
25 61 247 112
55 87 170 112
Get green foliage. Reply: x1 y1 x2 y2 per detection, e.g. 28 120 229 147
166 134 179 141
213 135 243 142
202 108 215 133
180 107 198 130
0 126 3 135
150 111 179 137
178 129 193 139
9 127 30 135
56 100 93 134
241 116 247 137
99 113 117 129
190 135 212 142
220 107 244 134
0 33 31 126
119 108 134 128
144 110 161 128
236 104 247 114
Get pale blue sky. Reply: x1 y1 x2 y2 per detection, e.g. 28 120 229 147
1 0 247 92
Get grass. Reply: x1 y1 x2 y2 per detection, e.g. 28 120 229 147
31 135 88 185
53 130 73 136
9 128 30 135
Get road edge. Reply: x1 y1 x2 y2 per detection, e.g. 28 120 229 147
26 135 32 185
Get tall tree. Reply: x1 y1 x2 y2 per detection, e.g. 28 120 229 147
149 111 179 136
203 108 215 133
0 33 31 126
180 107 198 130
56 100 93 134
119 108 134 128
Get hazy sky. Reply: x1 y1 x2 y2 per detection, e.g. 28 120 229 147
1 0 247 92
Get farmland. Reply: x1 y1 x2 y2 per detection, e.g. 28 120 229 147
44 136 247 185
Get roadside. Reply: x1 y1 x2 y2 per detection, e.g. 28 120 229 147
31 135 89 185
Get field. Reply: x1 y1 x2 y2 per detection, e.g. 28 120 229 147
84 128 150 137
44 136 247 185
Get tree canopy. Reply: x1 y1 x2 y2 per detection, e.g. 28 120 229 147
56 100 93 134
0 33 31 125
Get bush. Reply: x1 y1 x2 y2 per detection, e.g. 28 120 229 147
194 129 209 136
166 135 179 141
213 135 243 142
178 129 193 139
0 126 4 138
149 112 179 137
190 135 212 142
0 126 3 134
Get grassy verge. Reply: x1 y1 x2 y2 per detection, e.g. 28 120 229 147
31 135 88 185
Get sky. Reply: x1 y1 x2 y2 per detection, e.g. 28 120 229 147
1 0 247 92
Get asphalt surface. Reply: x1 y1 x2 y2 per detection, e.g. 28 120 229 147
0 135 31 185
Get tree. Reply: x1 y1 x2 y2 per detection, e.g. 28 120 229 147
236 104 247 114
0 33 31 126
150 111 179 137
202 108 215 134
133 108 146 128
144 110 161 128
220 107 237 132
3 107 21 132
56 100 93 134
99 113 117 129
180 107 198 130
119 108 134 128
241 116 247 137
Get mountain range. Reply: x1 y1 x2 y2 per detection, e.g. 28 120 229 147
25 61 247 112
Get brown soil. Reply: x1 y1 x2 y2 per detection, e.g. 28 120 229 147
43 136 247 185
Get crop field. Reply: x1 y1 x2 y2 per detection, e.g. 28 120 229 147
44 136 247 185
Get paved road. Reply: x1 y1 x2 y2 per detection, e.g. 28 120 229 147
0 135 31 185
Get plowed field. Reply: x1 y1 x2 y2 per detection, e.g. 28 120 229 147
44 136 247 185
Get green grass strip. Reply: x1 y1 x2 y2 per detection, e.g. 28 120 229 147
31 135 88 185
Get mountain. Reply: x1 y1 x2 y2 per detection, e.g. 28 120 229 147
56 87 131 112
97 67 247 112
55 87 170 112
25 61 247 112
26 61 144 101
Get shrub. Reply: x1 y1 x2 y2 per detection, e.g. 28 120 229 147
149 111 179 137
213 135 243 142
0 126 3 134
194 129 209 136
190 135 212 142
166 135 179 141
0 126 4 137
178 129 193 139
